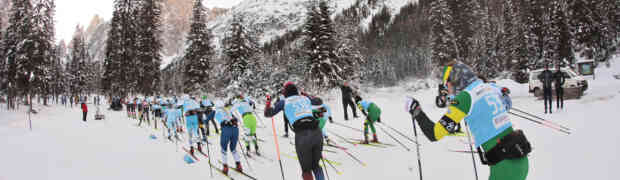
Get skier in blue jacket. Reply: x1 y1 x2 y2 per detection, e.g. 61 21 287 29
265 82 325 180
164 103 178 141
183 96 202 155
215 100 242 174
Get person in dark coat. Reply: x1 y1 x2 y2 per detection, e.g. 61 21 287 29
537 64 554 114
340 82 358 120
553 65 566 110
81 101 88 122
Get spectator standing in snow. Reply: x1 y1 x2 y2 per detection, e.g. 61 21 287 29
340 81 358 120
81 101 88 122
537 64 554 114
554 65 566 110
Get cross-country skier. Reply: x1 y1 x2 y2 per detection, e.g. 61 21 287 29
264 82 325 180
406 60 531 180
306 93 333 145
354 95 381 144
164 103 179 141
184 96 202 155
231 94 260 156
201 96 219 136
215 100 242 174
501 87 512 111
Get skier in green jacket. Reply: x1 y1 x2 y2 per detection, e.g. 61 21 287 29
406 60 531 180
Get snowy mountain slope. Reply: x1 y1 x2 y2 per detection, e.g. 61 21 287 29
1 57 619 180
205 0 413 48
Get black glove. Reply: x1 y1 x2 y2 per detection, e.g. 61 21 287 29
408 98 422 117
377 117 382 123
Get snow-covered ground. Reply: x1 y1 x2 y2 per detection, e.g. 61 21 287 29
2 59 619 180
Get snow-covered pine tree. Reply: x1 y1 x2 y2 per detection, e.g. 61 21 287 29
31 0 56 105
182 0 214 95
542 0 562 67
333 5 364 85
447 0 476 64
523 0 547 68
554 0 573 66
103 0 139 97
0 14 5 96
51 41 66 101
103 9 122 96
67 26 89 97
136 0 163 96
4 0 39 105
430 0 456 66
222 14 259 94
470 0 500 78
302 0 346 91
503 0 529 82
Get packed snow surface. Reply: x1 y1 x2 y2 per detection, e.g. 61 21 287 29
2 58 619 180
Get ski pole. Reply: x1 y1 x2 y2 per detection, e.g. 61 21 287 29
238 137 253 172
323 154 342 175
322 156 330 180
509 112 571 134
512 108 571 131
463 122 479 180
326 129 356 145
410 116 423 180
332 122 363 133
377 122 419 145
325 130 367 166
271 117 286 180
205 134 213 177
377 123 410 151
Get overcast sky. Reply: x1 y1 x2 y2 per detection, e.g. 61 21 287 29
55 0 243 44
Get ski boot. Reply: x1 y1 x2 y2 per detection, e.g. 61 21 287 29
255 145 261 156
222 164 229 175
246 146 252 157
283 133 289 138
190 146 195 157
197 143 203 153
371 134 378 143
360 135 369 144
235 161 243 172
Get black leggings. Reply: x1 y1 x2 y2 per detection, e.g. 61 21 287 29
342 99 357 119
543 89 552 112
295 128 323 172
556 88 564 109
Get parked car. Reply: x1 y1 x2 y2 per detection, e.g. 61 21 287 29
529 68 588 99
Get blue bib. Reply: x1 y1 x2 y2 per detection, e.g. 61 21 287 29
234 101 253 115
215 108 233 124
284 95 314 125
463 81 512 147
165 109 177 122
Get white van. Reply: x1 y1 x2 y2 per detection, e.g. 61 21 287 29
528 68 588 98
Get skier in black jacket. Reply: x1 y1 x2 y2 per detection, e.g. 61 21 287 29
340 82 358 120
537 64 554 114
553 66 566 109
